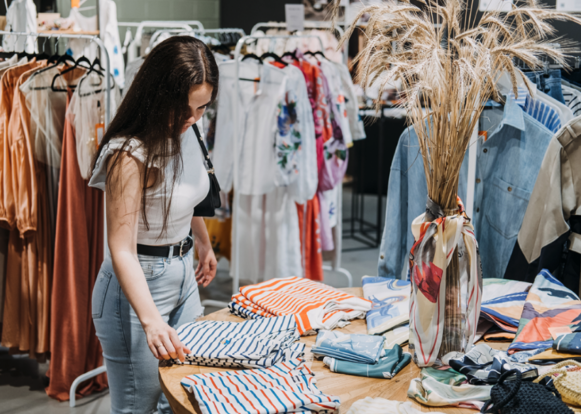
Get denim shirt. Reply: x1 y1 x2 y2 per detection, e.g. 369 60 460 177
378 97 554 279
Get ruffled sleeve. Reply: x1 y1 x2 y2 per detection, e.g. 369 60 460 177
88 137 154 191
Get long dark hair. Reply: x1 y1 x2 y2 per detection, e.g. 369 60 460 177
94 36 219 239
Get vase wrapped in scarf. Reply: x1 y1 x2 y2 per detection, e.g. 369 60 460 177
408 197 482 367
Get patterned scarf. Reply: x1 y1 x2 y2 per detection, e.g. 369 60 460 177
409 197 482 367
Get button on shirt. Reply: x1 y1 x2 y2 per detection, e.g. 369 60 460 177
378 97 553 280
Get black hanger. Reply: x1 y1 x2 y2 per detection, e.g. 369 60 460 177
241 53 262 63
51 55 92 91
304 50 325 59
282 50 299 62
259 52 287 66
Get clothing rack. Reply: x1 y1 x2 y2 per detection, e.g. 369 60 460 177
230 34 353 306
122 20 205 61
0 29 112 408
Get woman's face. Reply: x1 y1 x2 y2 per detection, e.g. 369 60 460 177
181 82 214 134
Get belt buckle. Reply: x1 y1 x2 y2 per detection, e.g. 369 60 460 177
179 239 186 257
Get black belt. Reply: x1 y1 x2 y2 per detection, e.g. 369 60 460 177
137 236 193 258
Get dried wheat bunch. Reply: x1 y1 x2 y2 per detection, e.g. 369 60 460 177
333 0 581 210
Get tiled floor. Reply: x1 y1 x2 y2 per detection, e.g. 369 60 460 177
0 186 385 413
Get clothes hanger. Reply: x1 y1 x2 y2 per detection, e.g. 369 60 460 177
259 52 287 67
281 50 299 63
240 53 262 82
51 55 92 91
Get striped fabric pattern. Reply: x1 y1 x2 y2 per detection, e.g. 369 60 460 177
229 277 372 335
508 88 562 132
175 315 305 368
181 357 341 414
563 88 581 116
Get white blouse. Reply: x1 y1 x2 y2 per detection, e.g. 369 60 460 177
89 123 210 245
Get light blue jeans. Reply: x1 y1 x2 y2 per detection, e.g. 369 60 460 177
92 248 204 414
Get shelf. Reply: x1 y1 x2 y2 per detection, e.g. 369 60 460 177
38 29 100 35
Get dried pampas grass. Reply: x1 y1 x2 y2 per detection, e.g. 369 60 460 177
333 0 581 210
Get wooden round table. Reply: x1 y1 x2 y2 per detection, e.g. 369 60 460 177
159 288 502 413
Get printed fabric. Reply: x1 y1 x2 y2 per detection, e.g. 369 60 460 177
509 269 581 354
362 276 410 335
311 330 384 364
181 357 341 414
409 198 482 367
175 315 304 369
296 197 324 281
421 367 467 386
446 343 538 385
408 375 492 410
347 398 445 414
323 344 411 379
480 279 532 337
228 276 372 335
554 333 581 354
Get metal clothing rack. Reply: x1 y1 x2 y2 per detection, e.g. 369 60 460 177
122 20 205 61
230 34 353 303
0 29 112 408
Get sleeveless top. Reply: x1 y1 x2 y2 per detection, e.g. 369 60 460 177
89 125 210 245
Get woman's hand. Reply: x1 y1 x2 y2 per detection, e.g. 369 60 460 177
195 239 217 287
144 318 191 361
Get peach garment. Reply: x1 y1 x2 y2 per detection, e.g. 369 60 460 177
46 90 107 401
296 197 324 281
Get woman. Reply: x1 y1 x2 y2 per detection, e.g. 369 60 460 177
89 36 219 413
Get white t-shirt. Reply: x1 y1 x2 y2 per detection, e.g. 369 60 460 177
89 125 210 245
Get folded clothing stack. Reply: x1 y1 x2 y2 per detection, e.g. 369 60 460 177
323 344 411 379
311 330 385 364
181 357 341 414
228 276 372 335
175 315 304 368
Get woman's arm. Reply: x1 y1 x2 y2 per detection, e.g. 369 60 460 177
106 152 190 361
191 216 217 287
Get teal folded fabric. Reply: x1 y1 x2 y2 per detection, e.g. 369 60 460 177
554 332 581 354
311 330 385 364
323 344 411 379
421 367 467 385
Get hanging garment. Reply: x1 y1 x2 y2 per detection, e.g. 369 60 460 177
2 0 37 54
347 398 446 414
175 315 304 368
1 60 50 357
296 197 324 281
46 91 107 401
181 357 341 414
447 343 538 385
68 71 122 179
312 330 385 364
323 344 411 379
362 276 410 336
214 60 304 195
332 61 366 141
562 84 581 116
66 8 98 61
378 97 554 280
526 69 567 104
229 276 372 335
508 269 581 355
506 116 581 292
98 0 125 88
122 57 144 97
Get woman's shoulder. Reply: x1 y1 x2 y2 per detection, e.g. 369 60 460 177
88 136 155 191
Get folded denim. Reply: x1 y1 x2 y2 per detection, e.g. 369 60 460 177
311 330 385 364
323 344 411 379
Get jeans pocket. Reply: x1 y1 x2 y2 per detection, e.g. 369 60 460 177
138 254 168 280
92 271 112 319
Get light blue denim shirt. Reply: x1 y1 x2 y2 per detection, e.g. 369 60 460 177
378 97 554 279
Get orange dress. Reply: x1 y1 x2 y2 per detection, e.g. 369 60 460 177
296 197 324 281
46 91 107 401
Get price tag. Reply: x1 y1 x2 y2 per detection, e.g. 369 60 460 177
286 4 305 32
95 123 104 150
557 0 581 11
479 0 513 12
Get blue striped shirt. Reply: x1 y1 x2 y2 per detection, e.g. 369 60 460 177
509 88 562 133
175 315 304 368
